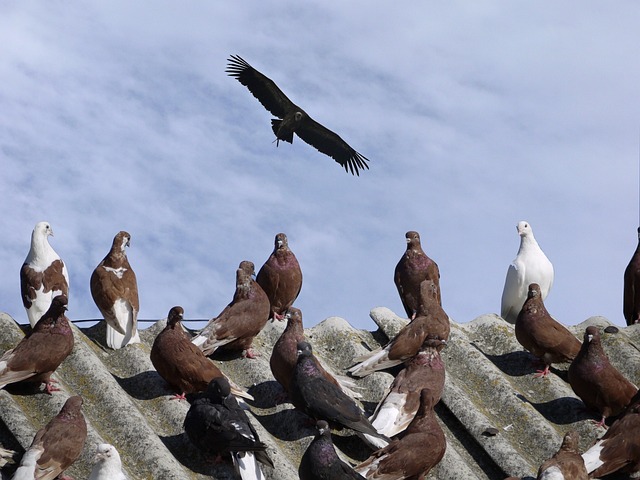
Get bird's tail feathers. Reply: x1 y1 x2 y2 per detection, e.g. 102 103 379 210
106 322 140 350
232 452 267 480
270 119 293 144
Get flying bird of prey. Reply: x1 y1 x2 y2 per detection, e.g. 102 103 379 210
20 221 69 327
226 55 370 176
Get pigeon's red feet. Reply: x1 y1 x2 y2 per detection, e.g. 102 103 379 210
243 348 259 359
533 366 551 378
170 393 187 401
273 312 285 321
44 380 61 394
592 416 607 428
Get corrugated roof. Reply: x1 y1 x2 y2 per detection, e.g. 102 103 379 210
0 308 638 480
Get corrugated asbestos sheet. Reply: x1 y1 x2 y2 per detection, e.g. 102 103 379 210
0 308 638 480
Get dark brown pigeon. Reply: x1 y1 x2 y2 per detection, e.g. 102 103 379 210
394 231 441 319
348 280 449 377
290 341 384 439
536 430 588 480
568 326 638 427
150 306 251 401
20 221 69 327
256 233 303 321
17 395 87 480
226 55 370 176
354 388 446 479
362 335 446 449
582 402 640 477
515 283 581 378
270 308 360 401
90 230 140 349
192 261 271 358
298 420 365 480
623 226 640 325
184 377 273 479
0 294 73 394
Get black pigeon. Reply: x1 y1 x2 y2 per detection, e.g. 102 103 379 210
226 55 370 176
183 377 273 478
624 226 640 325
299 420 365 480
289 341 384 439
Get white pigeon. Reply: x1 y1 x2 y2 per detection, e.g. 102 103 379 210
88 443 127 480
90 231 140 349
20 221 70 327
500 221 554 324
11 445 43 480
0 447 16 468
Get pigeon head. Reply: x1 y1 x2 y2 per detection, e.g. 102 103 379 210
285 307 302 323
584 325 600 344
34 221 54 238
559 430 580 453
275 233 289 250
167 306 184 327
94 443 120 463
239 260 256 276
405 231 421 248
296 341 313 358
114 231 131 251
59 395 84 419
527 283 541 299
517 221 532 237
315 420 330 437
205 377 231 401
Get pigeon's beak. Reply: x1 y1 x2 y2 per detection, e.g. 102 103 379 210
587 334 593 342
406 238 411 244
277 240 284 248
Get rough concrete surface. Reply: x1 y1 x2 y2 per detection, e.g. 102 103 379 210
0 308 638 480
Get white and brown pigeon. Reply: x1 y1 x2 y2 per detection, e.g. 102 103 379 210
17 395 87 480
536 430 588 480
394 231 441 319
256 233 303 320
582 401 640 477
515 283 581 378
20 221 69 327
192 261 271 358
501 221 554 324
0 294 74 394
90 231 140 349
568 326 638 427
348 280 449 378
87 443 127 480
362 335 446 449
354 388 446 479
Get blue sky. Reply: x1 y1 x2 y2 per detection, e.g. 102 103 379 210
1 2 639 331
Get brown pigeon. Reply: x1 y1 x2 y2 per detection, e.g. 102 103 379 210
90 230 141 349
348 280 449 377
270 307 360 400
290 341 384 440
150 306 251 401
536 430 588 480
515 283 581 378
256 233 303 320
362 335 446 449
17 395 87 480
623 226 640 325
354 388 446 479
582 402 640 477
192 261 271 358
298 420 365 480
568 326 638 427
394 231 441 319
0 295 73 394
20 221 69 327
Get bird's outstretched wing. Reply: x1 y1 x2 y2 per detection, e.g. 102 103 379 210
296 116 369 175
226 55 295 119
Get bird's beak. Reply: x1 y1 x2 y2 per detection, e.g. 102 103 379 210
587 334 593 342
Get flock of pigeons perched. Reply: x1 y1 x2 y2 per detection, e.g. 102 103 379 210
2 56 640 480
1 217 640 480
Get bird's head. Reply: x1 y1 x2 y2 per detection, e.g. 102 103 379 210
527 283 541 299
275 233 288 250
94 443 119 463
517 221 532 237
167 306 184 326
405 231 421 247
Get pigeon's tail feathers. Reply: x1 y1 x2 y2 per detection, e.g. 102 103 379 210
370 392 411 438
233 452 267 480
106 321 140 350
12 446 44 480
360 431 389 450
581 439 605 473
348 346 399 378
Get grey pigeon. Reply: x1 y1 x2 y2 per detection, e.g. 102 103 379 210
256 233 302 320
298 420 365 480
568 326 638 426
20 221 69 327
501 221 554 324
394 231 441 319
